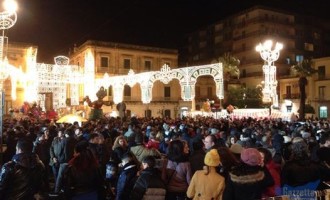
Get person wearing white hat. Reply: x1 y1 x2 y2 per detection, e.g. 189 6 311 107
187 149 225 199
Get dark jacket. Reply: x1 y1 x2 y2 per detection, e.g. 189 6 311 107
223 163 274 200
0 153 47 200
189 149 205 175
111 146 129 164
130 168 166 200
116 161 138 200
62 163 105 199
33 138 52 166
281 159 321 187
49 136 67 165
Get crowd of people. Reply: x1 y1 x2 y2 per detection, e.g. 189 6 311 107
0 115 330 200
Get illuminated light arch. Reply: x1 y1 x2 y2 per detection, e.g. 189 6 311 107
99 63 223 104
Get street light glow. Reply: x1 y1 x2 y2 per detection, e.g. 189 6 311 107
3 0 17 13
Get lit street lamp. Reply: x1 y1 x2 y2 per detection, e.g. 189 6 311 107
256 40 283 108
0 0 17 163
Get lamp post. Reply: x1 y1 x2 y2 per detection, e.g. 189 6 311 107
0 0 17 164
256 40 283 108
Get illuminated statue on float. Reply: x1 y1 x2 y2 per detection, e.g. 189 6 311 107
202 99 211 112
84 86 112 120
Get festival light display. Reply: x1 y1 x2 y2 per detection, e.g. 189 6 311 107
256 40 283 107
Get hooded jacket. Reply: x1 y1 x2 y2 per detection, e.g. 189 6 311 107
0 153 46 200
223 163 274 200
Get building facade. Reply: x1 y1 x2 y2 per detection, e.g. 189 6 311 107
182 6 330 111
69 40 182 118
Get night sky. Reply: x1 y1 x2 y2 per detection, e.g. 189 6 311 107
6 0 329 63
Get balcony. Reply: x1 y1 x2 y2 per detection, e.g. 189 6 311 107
282 93 300 99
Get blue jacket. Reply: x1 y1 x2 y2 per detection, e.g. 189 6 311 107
116 162 138 200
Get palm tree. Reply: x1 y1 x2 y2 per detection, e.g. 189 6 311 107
218 53 240 80
291 59 317 121
214 53 240 107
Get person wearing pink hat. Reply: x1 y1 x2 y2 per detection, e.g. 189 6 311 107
223 148 274 200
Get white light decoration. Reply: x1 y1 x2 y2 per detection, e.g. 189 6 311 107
21 50 224 112
100 63 224 104
23 57 84 110
84 50 95 100
54 55 70 65
0 0 18 161
256 40 283 107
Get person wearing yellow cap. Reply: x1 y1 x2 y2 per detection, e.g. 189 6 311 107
186 149 225 199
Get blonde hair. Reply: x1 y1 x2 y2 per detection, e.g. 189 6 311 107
112 135 127 150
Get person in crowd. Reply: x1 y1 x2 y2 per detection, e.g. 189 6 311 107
281 137 322 192
130 132 161 163
217 146 240 180
130 156 166 200
163 139 192 200
223 148 274 200
49 128 68 192
116 151 139 200
145 131 161 150
111 135 130 165
33 130 52 193
105 161 119 200
189 139 206 175
229 142 243 161
61 140 105 200
0 138 47 199
203 134 217 151
187 149 225 199
258 147 281 198
89 132 110 176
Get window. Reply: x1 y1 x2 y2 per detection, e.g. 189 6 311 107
207 87 212 97
295 55 304 63
123 58 131 69
100 56 109 68
108 86 112 96
199 41 207 48
145 60 152 70
320 106 328 118
286 57 291 65
318 66 325 79
319 86 326 100
286 85 291 98
164 110 171 118
124 85 131 97
145 109 152 118
126 110 131 117
164 86 171 98
304 43 314 51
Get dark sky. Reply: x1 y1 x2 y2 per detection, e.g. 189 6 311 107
7 0 329 63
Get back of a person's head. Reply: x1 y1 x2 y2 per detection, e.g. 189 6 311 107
17 138 33 153
192 139 204 151
319 132 330 145
291 137 309 160
122 151 134 162
65 127 75 137
134 132 144 144
72 141 98 170
257 147 273 164
167 139 185 162
75 140 89 153
142 155 156 168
